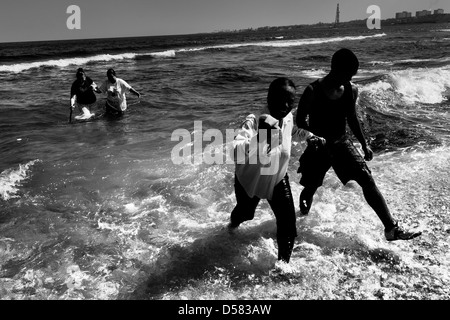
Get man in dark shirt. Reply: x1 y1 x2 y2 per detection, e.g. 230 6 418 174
296 48 421 241
70 68 101 120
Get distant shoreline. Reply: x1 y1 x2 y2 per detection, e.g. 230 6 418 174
2 14 449 45
218 13 450 34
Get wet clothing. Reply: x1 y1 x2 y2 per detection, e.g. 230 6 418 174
104 101 124 117
298 137 372 188
74 102 97 119
70 77 97 105
99 78 132 112
231 174 297 262
233 108 310 200
296 80 372 188
231 174 297 238
230 108 310 262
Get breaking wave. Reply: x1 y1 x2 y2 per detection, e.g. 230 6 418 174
0 160 40 200
0 34 386 73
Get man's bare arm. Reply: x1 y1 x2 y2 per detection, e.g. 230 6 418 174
346 86 373 160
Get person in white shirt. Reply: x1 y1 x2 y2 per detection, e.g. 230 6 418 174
99 68 140 117
228 77 312 263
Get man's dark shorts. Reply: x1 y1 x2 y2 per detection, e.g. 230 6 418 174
298 138 372 188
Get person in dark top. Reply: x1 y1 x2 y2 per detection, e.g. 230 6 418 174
70 68 101 120
296 48 422 242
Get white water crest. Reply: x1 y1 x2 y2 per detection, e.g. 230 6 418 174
179 33 387 52
300 69 328 78
0 53 138 73
0 51 174 73
395 57 450 64
143 50 176 58
0 160 40 200
361 65 450 105
0 34 385 73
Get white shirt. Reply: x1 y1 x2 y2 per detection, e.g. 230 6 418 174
100 78 132 111
233 107 311 200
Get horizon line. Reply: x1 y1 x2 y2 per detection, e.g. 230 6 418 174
1 12 448 45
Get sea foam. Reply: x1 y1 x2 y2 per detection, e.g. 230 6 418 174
0 51 174 73
361 65 450 105
389 67 450 104
0 160 40 200
179 33 386 52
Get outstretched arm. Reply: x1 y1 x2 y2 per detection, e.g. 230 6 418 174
291 108 312 141
92 82 102 94
346 86 373 161
129 87 140 98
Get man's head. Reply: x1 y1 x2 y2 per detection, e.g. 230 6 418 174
330 48 359 84
267 77 296 120
76 68 86 81
107 68 117 83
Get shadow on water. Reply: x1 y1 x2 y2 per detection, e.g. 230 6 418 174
122 222 277 299
121 213 401 299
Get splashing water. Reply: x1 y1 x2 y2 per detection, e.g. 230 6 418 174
0 160 40 201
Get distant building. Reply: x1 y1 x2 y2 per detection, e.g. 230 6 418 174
416 10 431 17
434 9 444 15
395 11 412 19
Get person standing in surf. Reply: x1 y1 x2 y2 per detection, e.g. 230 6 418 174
70 68 101 120
228 77 312 263
295 48 421 241
99 68 141 117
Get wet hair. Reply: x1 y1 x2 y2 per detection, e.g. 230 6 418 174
107 68 116 76
267 77 296 107
331 48 359 76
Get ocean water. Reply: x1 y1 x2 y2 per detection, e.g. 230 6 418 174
1 24 450 300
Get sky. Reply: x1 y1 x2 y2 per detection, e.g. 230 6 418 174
0 0 449 43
